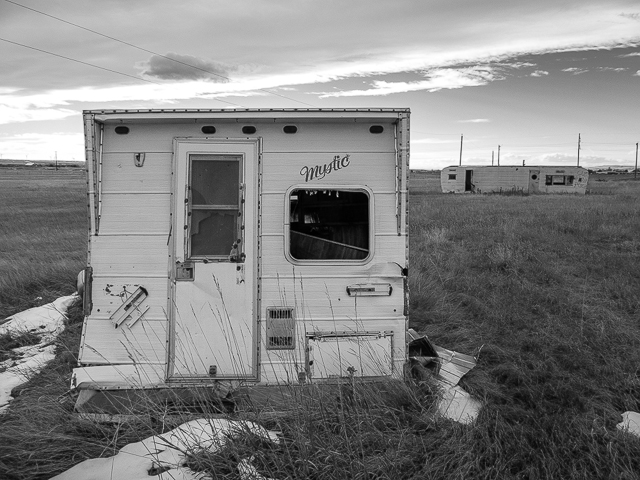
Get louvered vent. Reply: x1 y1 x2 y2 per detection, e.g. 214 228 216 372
266 307 295 350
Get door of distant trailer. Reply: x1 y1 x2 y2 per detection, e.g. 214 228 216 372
169 139 258 380
529 169 540 193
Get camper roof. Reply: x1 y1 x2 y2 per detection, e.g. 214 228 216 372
84 108 410 123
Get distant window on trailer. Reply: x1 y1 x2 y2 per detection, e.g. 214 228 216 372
448 174 457 180
545 175 571 186
188 154 242 258
289 189 370 261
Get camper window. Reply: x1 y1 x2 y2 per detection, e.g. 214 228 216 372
289 188 370 261
188 154 242 258
448 174 456 180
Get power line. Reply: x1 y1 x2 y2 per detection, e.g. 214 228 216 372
0 36 242 106
0 36 159 85
3 0 316 107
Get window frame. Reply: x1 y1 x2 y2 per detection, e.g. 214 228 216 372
186 153 244 262
284 184 375 265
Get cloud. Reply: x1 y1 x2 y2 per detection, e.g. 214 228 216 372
562 67 589 75
598 67 627 72
0 132 84 160
459 119 490 123
0 105 77 124
619 52 640 57
500 62 537 69
316 66 501 97
531 70 549 77
141 53 234 81
412 137 462 144
620 13 640 20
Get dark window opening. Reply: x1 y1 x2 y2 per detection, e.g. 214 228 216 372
546 175 572 186
201 126 216 134
448 174 457 180
242 126 256 134
115 126 129 135
283 125 298 134
188 154 242 259
289 189 369 261
369 125 384 134
531 174 538 180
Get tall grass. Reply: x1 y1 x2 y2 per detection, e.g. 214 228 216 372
409 174 640 477
0 170 86 319
1 169 640 479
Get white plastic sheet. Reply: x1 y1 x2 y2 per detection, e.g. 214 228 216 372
52 418 279 480
0 295 78 412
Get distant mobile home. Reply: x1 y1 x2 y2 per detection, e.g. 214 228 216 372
441 166 589 194
74 108 410 401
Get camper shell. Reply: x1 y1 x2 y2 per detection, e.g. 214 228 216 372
441 165 589 194
74 108 410 396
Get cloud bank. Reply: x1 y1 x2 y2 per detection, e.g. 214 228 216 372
141 53 234 81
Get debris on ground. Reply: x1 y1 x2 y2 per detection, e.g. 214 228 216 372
407 328 482 424
0 294 78 412
617 411 640 437
52 418 280 480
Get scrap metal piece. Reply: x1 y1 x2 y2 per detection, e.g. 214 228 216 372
109 286 148 328
406 328 476 386
406 328 481 424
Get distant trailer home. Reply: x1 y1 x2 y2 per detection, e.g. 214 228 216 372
440 166 589 194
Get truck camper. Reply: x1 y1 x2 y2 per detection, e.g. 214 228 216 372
74 108 410 407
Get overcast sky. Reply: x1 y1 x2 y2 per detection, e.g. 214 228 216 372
1 0 639 169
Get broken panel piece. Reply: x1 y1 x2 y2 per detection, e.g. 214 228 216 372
109 286 149 328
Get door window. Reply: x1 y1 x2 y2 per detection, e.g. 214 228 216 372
188 154 242 259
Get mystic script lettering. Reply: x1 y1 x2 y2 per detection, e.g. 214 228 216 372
300 154 350 182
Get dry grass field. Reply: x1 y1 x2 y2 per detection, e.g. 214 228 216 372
0 167 639 479
0 167 86 319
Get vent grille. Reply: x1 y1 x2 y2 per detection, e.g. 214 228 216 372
266 307 295 350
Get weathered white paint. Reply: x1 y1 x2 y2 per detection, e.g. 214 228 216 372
440 165 589 194
77 109 409 392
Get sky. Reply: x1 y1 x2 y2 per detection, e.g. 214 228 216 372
0 0 639 169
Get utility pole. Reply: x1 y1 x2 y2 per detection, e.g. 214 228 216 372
635 142 638 180
497 145 501 166
55 151 58 171
577 133 581 167
492 150 494 166
459 134 463 166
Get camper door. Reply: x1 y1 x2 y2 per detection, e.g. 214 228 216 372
170 139 258 380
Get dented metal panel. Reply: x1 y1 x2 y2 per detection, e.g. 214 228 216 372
307 332 394 378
